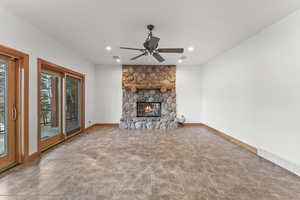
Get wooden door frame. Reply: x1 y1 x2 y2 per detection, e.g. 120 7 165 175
0 55 17 170
38 68 64 151
65 73 85 138
0 45 29 165
37 59 85 152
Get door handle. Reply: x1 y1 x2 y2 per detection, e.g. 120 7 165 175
12 105 17 121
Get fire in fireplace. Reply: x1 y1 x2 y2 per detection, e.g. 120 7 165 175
137 102 161 117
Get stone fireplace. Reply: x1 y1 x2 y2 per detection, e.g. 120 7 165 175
119 65 177 130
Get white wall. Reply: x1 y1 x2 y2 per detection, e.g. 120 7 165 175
176 65 202 123
0 6 96 154
202 9 300 170
94 64 203 123
95 65 122 123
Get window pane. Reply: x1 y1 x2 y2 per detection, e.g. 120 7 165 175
0 60 8 157
40 72 62 140
66 76 81 135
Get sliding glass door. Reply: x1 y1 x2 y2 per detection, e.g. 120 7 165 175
39 70 64 150
38 59 85 151
66 75 82 136
0 56 16 170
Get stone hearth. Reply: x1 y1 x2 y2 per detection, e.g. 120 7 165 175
120 65 177 130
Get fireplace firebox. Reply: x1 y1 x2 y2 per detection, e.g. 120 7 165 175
137 102 161 117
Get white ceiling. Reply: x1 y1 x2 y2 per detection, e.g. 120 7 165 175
1 0 300 65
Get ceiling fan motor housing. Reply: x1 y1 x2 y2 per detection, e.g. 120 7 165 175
147 24 154 31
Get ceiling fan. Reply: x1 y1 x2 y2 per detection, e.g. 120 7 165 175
120 24 184 63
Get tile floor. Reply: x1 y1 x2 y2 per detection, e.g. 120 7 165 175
0 126 299 200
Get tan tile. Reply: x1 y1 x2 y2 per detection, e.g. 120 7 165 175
0 127 299 199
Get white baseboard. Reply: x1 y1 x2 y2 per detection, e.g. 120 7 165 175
257 149 300 176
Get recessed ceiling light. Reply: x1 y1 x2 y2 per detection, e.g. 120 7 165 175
113 55 121 63
105 46 112 51
178 59 183 63
188 46 194 52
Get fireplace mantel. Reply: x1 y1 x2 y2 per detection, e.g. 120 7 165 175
123 83 173 93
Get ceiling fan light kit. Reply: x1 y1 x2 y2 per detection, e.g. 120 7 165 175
120 24 184 63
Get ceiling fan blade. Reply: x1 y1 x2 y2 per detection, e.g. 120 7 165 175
157 48 184 53
120 47 145 51
130 52 147 60
153 53 165 62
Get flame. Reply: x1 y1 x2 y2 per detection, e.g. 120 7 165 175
144 105 154 113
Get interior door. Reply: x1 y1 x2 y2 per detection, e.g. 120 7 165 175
0 55 17 170
65 75 82 136
39 69 64 150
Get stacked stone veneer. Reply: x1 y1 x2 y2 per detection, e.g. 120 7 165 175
119 65 178 130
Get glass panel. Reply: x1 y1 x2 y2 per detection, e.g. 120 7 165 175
40 72 62 141
0 60 8 157
66 76 81 135
137 102 161 117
